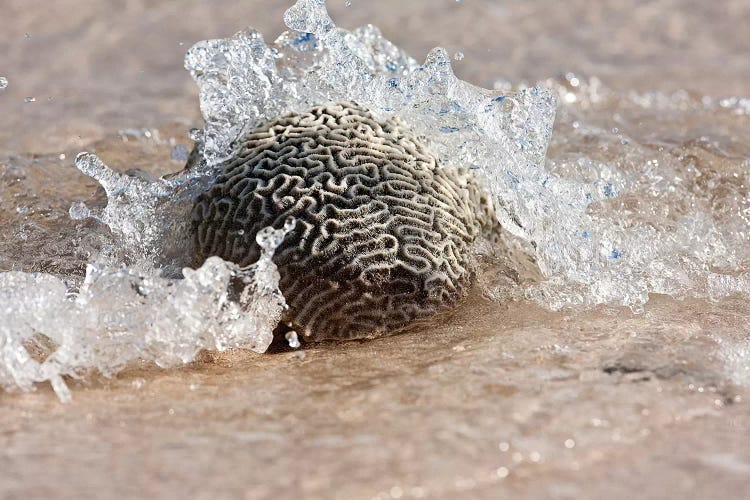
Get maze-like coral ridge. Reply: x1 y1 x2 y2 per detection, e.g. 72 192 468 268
192 103 494 340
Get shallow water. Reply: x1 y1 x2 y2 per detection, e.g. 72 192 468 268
1 0 750 498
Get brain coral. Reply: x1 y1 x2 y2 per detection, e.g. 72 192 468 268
192 103 496 340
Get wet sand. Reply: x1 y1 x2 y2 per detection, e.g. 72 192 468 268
1 1 750 498
2 294 749 499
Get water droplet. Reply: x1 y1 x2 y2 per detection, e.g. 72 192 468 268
24 97 36 103
69 201 91 221
189 128 204 142
285 330 301 349
0 77 8 89
454 52 464 61
565 72 580 87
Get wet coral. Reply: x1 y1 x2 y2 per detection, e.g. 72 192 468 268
192 103 495 340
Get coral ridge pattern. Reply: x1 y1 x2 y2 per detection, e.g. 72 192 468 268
192 103 494 340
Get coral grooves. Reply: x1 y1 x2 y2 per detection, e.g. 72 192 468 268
192 103 495 340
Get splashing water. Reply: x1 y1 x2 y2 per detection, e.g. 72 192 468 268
2 0 749 400
1 0 554 399
185 0 555 190
2 146 292 401
185 0 750 310
70 151 202 274
517 75 750 310
0 221 292 402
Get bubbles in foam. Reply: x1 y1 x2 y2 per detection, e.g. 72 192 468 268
184 0 555 178
182 0 749 312
1 146 293 400
510 74 750 310
0 226 291 402
285 331 301 349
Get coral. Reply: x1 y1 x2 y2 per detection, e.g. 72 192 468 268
192 103 495 340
